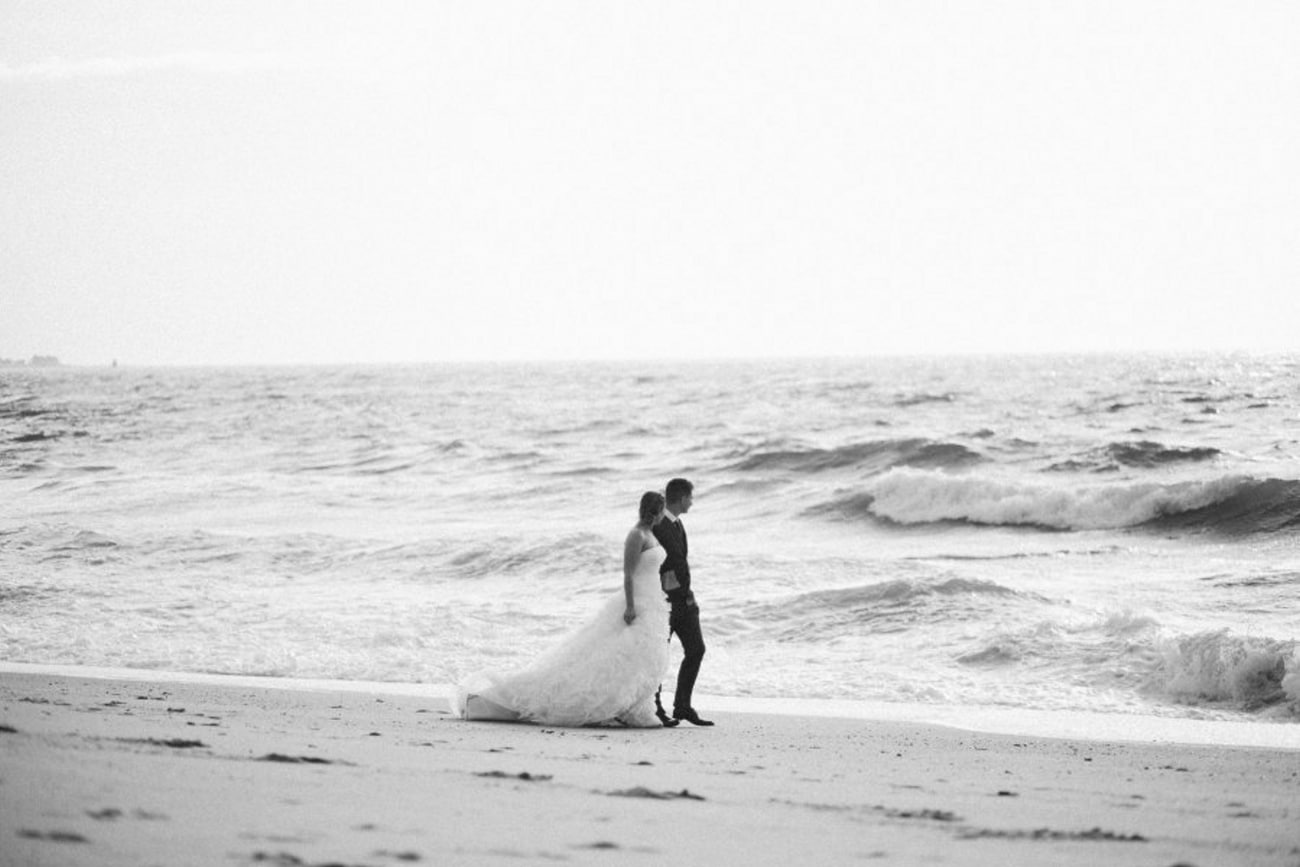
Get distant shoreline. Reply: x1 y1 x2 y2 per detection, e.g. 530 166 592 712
2 350 1297 373
0 354 61 367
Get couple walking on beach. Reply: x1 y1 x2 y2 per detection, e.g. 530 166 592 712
454 478 712 728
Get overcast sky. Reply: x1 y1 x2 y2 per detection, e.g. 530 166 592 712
2 1 1297 366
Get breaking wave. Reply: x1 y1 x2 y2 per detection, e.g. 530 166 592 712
953 616 1299 717
1148 630 1300 715
818 468 1300 534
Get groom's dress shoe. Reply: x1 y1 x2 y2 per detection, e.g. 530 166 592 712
672 708 714 726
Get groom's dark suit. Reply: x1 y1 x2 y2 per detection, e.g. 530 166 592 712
653 513 705 713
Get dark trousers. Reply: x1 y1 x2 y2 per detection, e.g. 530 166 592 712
668 600 706 711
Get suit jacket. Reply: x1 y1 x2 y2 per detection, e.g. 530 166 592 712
652 516 691 602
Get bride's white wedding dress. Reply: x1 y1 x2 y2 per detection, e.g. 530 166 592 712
452 545 670 727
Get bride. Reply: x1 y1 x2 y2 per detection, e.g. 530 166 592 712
452 491 673 727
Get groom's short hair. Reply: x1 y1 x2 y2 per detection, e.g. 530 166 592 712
665 478 693 503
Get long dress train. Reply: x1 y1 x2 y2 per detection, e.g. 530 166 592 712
451 545 670 727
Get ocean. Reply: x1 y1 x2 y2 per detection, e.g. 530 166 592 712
2 354 1298 741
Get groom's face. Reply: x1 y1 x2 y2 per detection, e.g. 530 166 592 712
674 493 693 515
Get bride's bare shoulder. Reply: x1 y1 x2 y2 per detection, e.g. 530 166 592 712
626 526 659 551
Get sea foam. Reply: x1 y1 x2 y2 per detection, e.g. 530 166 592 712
1150 630 1299 715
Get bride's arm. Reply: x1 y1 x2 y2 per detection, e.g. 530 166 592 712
621 528 640 624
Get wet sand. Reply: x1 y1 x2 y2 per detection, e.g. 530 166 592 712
2 668 1297 866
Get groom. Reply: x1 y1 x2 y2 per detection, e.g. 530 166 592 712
653 477 713 726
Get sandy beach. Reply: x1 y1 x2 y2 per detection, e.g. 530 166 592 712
2 667 1297 866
